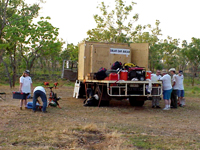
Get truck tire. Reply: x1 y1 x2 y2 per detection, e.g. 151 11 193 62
129 97 145 107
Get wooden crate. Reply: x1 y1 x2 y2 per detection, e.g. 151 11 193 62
78 41 149 80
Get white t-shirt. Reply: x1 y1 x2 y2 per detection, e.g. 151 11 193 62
172 74 177 89
151 74 161 81
160 74 172 90
33 86 46 94
20 76 32 93
174 75 184 90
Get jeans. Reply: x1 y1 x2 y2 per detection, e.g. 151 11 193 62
33 90 47 112
171 89 178 108
152 87 160 106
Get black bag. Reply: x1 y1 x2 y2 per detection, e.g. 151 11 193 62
111 61 122 70
95 67 107 80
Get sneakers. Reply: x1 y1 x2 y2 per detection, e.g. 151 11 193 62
152 106 155 108
163 107 170 110
156 106 161 108
20 107 22 110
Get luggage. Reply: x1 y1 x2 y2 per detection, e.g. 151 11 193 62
128 67 146 81
123 63 137 70
105 69 118 77
26 101 42 110
111 61 122 70
13 92 27 99
95 67 107 80
109 73 119 80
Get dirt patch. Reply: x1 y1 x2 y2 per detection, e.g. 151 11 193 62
0 85 200 149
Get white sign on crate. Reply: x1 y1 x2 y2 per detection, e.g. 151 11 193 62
110 48 130 55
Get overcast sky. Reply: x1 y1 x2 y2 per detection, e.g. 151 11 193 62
30 0 200 46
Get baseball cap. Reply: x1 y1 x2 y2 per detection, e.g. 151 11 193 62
24 70 30 74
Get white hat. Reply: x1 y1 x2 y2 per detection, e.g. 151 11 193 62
169 68 176 72
162 69 167 74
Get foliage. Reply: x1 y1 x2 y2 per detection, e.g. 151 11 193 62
182 38 200 86
86 0 138 43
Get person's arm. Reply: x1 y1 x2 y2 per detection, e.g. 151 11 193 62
19 77 23 92
172 75 176 87
19 83 23 92
31 83 33 93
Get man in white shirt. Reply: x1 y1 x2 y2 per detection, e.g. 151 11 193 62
176 71 185 107
151 70 162 108
32 86 48 113
159 69 172 110
19 70 33 110
169 68 178 108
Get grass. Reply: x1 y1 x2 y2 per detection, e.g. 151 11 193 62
1 80 200 149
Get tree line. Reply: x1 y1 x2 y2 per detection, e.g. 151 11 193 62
0 0 199 87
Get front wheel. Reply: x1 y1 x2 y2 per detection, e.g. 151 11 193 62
129 97 146 107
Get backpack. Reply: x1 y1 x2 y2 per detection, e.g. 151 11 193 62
111 61 122 70
95 67 107 80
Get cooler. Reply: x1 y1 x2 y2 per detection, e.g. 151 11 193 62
146 71 151 80
120 70 128 80
109 73 119 80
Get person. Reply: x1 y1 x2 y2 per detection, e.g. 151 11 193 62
32 86 47 113
169 68 178 108
151 70 162 108
159 69 172 110
176 70 185 107
19 70 33 110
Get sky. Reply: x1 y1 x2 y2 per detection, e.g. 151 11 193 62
29 0 200 47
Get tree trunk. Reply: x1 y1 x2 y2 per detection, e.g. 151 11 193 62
2 60 12 88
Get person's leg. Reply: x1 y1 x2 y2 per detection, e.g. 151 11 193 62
171 90 175 107
32 91 39 112
20 99 23 110
180 90 185 106
40 91 47 112
152 88 156 107
152 96 156 108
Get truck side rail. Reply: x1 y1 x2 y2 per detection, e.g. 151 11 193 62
81 80 162 97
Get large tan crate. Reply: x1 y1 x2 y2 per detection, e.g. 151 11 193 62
130 43 149 69
78 41 149 80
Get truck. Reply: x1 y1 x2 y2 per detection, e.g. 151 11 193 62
73 41 162 107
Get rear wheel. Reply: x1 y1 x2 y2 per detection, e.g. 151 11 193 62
129 97 146 107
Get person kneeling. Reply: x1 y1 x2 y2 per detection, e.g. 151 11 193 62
32 86 47 113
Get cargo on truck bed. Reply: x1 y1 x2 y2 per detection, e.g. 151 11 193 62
73 41 162 107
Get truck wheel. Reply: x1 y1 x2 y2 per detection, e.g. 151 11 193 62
129 97 145 107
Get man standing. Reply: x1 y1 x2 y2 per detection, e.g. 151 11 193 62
160 69 172 110
169 68 178 108
176 71 185 107
151 70 162 108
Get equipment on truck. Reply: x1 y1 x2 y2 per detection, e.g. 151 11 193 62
73 41 162 107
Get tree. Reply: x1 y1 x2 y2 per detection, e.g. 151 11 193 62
161 37 180 69
0 0 41 63
19 17 62 71
182 38 200 86
86 0 138 43
132 20 163 71
1 0 41 87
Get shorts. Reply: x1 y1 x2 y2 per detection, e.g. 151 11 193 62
163 89 172 100
22 93 30 99
177 90 184 97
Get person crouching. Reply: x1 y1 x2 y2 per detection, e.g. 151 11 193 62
32 86 47 113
